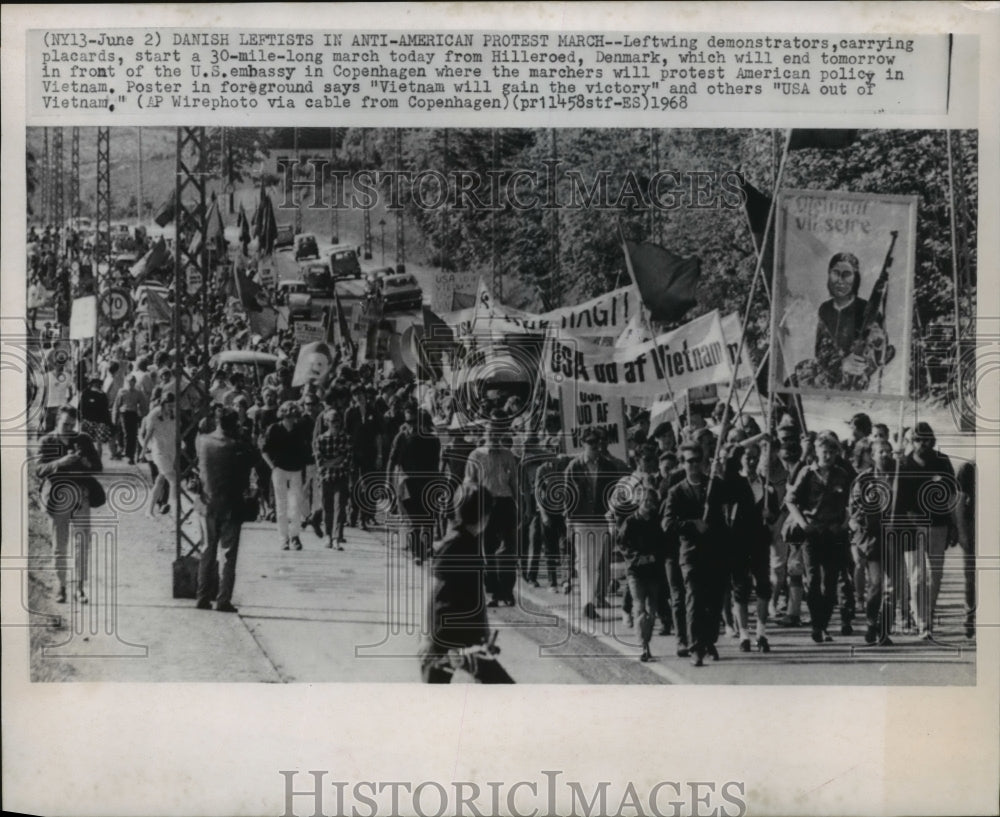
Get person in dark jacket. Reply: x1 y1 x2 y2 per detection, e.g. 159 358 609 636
617 485 667 662
848 438 897 645
261 401 312 551
893 421 956 639
37 405 104 603
345 385 378 530
786 432 853 644
388 404 442 563
726 443 780 653
78 376 113 457
419 483 513 684
662 443 727 666
195 409 255 612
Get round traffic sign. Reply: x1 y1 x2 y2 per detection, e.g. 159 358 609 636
99 288 133 325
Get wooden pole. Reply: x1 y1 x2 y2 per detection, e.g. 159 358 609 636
945 130 963 412
704 129 794 519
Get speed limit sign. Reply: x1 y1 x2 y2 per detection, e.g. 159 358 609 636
99 288 133 325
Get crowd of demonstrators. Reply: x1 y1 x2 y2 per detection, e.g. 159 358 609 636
28 225 976 661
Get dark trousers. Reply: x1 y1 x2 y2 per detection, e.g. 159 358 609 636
731 541 772 605
528 513 564 585
665 556 688 646
678 540 724 654
349 459 376 525
321 474 349 542
622 569 673 631
484 496 517 600
627 571 661 646
960 537 976 627
400 497 434 561
197 511 242 606
121 410 139 461
801 527 847 635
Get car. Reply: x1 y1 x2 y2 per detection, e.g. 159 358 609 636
294 233 320 261
328 245 362 280
275 223 295 249
276 279 308 305
300 262 335 295
379 273 423 312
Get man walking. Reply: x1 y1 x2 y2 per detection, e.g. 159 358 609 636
37 406 103 604
662 443 725 665
464 411 520 606
785 432 853 644
262 401 311 551
894 422 956 638
195 409 255 612
112 373 148 464
563 428 628 619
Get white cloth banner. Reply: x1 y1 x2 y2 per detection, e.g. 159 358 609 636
441 286 636 339
543 310 732 399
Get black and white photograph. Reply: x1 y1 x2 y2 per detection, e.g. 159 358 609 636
3 5 998 817
17 123 981 686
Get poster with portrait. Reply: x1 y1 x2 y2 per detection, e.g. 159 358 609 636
769 189 917 400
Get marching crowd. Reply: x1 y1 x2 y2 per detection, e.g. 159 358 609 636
31 224 977 673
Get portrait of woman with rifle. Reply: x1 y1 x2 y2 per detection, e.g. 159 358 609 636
796 231 898 391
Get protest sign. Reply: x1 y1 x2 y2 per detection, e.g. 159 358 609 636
68 295 97 339
543 310 732 400
293 320 325 345
561 390 628 461
770 189 917 399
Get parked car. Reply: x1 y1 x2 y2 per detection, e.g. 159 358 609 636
294 233 320 261
275 223 295 248
329 244 362 280
380 273 423 312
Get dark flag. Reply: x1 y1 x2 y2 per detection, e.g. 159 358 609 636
130 236 170 286
788 129 858 150
253 184 277 256
736 175 775 282
232 263 278 339
187 196 227 260
153 196 175 228
621 237 701 324
323 289 353 347
237 202 251 254
145 287 173 325
334 288 352 347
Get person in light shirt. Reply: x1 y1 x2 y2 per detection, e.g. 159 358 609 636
464 411 519 607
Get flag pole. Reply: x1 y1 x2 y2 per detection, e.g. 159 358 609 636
704 129 793 519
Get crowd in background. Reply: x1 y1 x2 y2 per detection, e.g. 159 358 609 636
30 223 976 664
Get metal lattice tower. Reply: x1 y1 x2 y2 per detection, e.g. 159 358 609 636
52 128 65 236
95 127 112 271
293 128 303 234
70 127 81 229
362 129 373 260
173 127 212 568
491 128 501 299
137 127 144 223
330 128 340 243
549 129 561 307
395 128 405 270
41 128 50 224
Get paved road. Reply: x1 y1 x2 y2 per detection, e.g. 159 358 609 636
36 458 976 685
